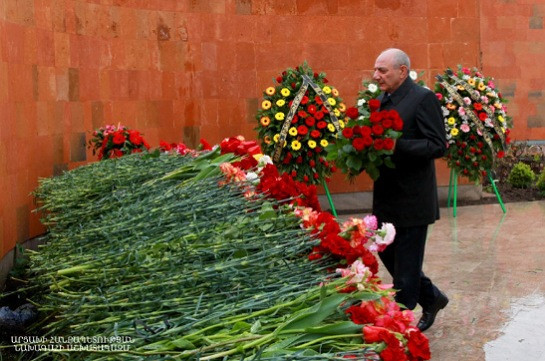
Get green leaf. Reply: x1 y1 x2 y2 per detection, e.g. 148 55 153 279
250 320 262 333
384 156 395 168
303 321 363 335
346 156 362 172
366 163 379 181
342 144 355 153
368 152 377 162
277 292 348 332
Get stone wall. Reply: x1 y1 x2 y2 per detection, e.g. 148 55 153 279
0 0 544 263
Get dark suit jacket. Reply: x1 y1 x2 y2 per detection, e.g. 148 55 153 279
373 77 447 227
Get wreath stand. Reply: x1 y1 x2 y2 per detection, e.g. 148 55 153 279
447 168 506 217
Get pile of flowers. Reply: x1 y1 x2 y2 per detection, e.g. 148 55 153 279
217 135 431 360
255 62 345 184
88 124 150 160
434 66 512 182
326 80 403 181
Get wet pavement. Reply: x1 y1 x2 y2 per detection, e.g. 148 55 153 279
341 200 545 361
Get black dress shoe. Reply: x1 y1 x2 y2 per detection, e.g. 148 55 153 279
417 291 449 332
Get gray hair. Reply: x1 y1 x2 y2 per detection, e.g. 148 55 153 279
381 48 411 70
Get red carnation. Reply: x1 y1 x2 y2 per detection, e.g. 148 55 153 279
317 120 327 129
370 112 381 123
310 130 321 138
298 110 308 118
479 112 487 121
372 124 384 135
474 103 483 111
307 104 317 114
360 126 372 137
393 118 403 131
128 130 143 145
369 99 381 112
291 114 299 124
297 125 309 135
346 107 359 119
301 95 309 105
112 131 126 145
382 118 393 129
305 117 316 127
406 328 431 360
352 137 366 151
314 111 324 120
497 150 505 158
362 136 373 146
342 127 354 139
383 138 395 150
373 139 385 150
315 96 323 105
276 76 283 83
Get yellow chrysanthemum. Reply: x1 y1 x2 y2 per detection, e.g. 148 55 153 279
498 115 505 123
276 99 286 107
275 112 285 121
327 98 336 106
273 134 280 142
447 117 456 125
450 128 459 136
339 119 345 128
281 88 291 97
262 100 272 110
327 124 336 132
334 108 340 117
291 140 301 151
501 127 506 133
308 140 317 149
323 86 332 94
260 116 271 126
320 139 329 147
265 87 276 95
457 85 465 91
446 103 457 110
468 78 476 86
478 83 486 91
338 103 346 112
288 127 297 136
332 88 339 97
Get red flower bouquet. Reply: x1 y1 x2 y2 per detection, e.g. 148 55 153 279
255 62 345 184
326 81 403 181
434 66 512 182
88 124 150 160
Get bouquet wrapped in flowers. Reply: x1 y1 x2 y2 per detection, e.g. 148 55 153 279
434 66 512 182
326 80 403 181
255 62 346 184
88 124 150 160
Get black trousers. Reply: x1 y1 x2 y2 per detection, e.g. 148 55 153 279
378 224 440 310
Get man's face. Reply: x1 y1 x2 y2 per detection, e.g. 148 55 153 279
373 53 406 94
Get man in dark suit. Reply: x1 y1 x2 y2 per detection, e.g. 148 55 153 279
372 48 448 332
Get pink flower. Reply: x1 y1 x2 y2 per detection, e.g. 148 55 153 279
435 93 443 101
460 123 470 133
363 215 378 230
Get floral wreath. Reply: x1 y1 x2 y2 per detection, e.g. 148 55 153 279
88 124 150 160
255 62 346 184
434 66 512 182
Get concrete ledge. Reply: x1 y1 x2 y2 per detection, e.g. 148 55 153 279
319 184 483 214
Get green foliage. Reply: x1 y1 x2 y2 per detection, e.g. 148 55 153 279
507 162 535 188
536 168 545 193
